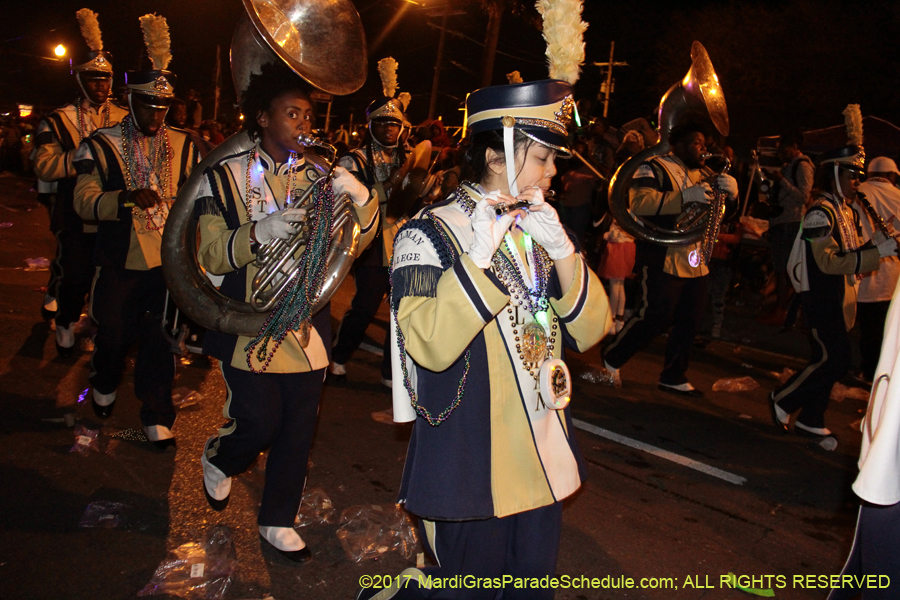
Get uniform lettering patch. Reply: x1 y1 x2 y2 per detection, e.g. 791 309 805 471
803 209 831 230
392 222 443 269
394 229 426 246
395 252 421 264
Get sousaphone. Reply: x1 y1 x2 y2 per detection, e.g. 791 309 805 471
161 0 367 337
607 41 729 245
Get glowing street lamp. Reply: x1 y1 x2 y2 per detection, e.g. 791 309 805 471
54 44 66 57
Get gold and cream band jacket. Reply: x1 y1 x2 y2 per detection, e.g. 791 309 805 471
796 193 880 331
73 123 199 270
631 154 709 278
390 183 610 520
194 145 380 373
35 101 128 233
338 141 410 267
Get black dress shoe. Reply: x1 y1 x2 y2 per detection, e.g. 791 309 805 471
151 438 177 451
201 437 230 511
259 535 312 563
203 477 229 511
768 393 789 433
657 383 703 398
91 397 114 419
55 341 74 359
41 306 56 321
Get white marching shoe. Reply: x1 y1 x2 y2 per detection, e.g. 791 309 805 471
201 437 231 510
259 526 311 563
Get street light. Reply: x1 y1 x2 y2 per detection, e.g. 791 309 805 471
54 44 66 57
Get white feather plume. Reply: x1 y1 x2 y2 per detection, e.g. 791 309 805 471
843 104 863 146
507 71 523 84
378 57 399 98
76 9 103 52
536 0 588 84
139 13 172 71
398 92 411 111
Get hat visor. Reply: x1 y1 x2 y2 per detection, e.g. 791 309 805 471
131 92 173 109
519 126 571 158
78 71 113 80
841 166 866 181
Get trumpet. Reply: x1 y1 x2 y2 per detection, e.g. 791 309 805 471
494 190 556 216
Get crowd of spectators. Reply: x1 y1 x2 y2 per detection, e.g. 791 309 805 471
0 113 36 175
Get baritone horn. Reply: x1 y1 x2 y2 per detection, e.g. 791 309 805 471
161 0 367 337
673 153 731 232
249 134 357 313
608 41 730 246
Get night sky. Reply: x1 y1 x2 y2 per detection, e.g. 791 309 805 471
3 0 898 151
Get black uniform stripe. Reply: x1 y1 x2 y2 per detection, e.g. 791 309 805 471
47 113 76 150
177 137 193 187
558 259 589 325
452 259 493 323
213 165 243 230
226 228 239 271
360 205 379 235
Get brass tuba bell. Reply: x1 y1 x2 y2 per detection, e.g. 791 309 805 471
161 0 367 337
608 41 729 246
231 0 367 97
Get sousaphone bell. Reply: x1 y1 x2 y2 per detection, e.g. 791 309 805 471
607 41 729 246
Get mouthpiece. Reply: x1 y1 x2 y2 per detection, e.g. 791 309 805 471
297 134 325 147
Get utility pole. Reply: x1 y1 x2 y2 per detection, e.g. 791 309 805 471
213 45 221 121
593 41 628 118
426 8 465 121
479 4 503 88
429 13 448 121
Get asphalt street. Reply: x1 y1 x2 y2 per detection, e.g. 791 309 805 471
0 172 879 600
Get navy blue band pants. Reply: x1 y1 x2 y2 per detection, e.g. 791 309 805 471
209 364 324 527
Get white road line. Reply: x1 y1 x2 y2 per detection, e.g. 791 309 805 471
572 418 747 486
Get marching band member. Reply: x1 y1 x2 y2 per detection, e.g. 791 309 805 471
331 57 412 385
196 61 378 563
774 106 896 438
34 8 127 356
72 14 200 447
360 79 610 599
828 277 900 599
600 121 739 395
852 156 900 384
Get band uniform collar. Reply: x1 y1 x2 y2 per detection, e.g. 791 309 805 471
256 145 306 177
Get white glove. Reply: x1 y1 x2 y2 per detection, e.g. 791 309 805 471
717 174 739 200
468 198 515 269
517 188 575 261
876 235 899 258
332 166 370 206
682 182 713 205
253 207 307 245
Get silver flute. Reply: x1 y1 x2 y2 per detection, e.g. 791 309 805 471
494 190 555 215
